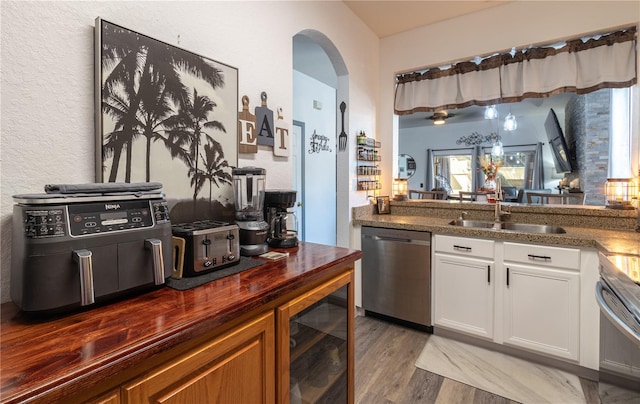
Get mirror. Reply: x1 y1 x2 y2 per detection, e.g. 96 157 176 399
398 88 638 206
398 154 416 179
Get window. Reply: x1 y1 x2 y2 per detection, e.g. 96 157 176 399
609 86 636 179
432 145 540 197
482 145 538 190
433 150 473 195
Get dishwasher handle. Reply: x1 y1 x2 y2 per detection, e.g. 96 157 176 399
373 235 430 245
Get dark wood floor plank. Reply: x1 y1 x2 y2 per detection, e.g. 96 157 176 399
435 378 476 403
355 317 419 402
356 391 394 404
372 324 430 402
397 368 445 404
355 316 395 402
354 314 390 361
473 388 522 404
579 377 601 404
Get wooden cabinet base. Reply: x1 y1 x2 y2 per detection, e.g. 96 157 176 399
123 311 275 403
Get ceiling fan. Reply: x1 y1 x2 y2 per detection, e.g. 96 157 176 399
427 110 457 125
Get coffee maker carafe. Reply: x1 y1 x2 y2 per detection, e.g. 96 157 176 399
264 190 299 248
232 167 269 256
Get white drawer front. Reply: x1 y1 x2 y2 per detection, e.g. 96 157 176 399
503 242 580 270
435 235 494 259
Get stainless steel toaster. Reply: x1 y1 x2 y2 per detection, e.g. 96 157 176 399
171 220 240 277
11 190 172 313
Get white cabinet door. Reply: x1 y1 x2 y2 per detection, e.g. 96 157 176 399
434 253 494 339
502 263 580 361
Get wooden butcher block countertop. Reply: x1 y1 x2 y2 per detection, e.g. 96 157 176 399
0 242 362 403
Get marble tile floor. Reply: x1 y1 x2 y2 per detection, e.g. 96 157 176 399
416 334 585 403
355 315 640 404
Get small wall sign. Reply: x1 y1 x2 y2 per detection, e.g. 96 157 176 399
308 130 332 154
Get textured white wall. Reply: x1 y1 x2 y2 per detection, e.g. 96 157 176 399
0 1 379 303
293 70 337 245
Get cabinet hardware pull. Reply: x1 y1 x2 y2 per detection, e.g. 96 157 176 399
506 267 510 286
453 245 472 252
527 254 551 261
487 265 491 284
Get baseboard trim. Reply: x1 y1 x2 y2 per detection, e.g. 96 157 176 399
600 369 640 392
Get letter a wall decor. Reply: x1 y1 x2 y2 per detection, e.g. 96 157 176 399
255 91 274 147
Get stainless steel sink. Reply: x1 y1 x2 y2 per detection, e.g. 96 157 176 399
501 222 566 234
447 219 495 229
448 220 566 234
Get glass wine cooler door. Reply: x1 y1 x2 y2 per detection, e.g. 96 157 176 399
278 271 354 404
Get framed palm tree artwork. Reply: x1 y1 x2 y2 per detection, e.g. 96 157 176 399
95 18 238 224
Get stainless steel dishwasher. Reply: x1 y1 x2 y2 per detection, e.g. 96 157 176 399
361 226 432 330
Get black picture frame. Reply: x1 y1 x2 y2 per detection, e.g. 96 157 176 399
376 196 391 214
95 18 239 223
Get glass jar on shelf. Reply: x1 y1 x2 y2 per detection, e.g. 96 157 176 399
357 131 367 145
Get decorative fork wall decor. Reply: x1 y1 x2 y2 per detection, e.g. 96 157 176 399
338 102 347 151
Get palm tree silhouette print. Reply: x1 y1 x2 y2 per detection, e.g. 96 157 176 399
164 88 227 203
198 141 232 204
100 20 226 192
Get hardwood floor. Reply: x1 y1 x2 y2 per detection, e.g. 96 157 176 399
354 314 603 404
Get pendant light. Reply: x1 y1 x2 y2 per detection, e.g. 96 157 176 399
503 112 517 131
491 140 504 157
491 116 504 157
484 105 498 120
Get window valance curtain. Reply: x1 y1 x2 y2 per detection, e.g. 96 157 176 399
395 26 637 115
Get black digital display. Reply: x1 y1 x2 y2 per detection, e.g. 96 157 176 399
100 211 127 220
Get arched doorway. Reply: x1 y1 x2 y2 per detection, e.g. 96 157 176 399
292 30 349 246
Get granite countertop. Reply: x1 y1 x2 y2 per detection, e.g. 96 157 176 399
354 209 640 256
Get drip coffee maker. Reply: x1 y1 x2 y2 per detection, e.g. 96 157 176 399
232 167 269 256
264 190 299 248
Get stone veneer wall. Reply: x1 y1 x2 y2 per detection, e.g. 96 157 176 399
565 89 610 206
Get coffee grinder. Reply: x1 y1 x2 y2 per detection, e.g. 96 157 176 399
264 190 299 248
232 167 269 256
